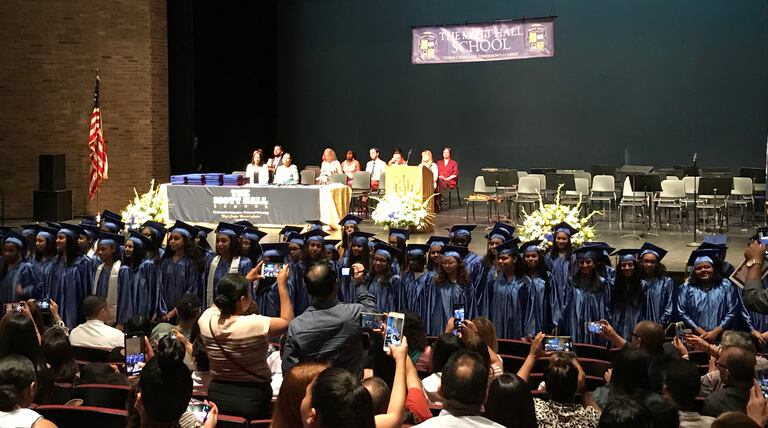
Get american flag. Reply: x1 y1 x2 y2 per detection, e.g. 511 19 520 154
88 75 108 199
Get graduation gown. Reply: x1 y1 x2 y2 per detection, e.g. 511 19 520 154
676 279 743 331
544 252 575 330
0 261 42 305
93 262 133 324
129 259 157 319
426 278 473 336
611 288 645 342
156 255 203 316
202 256 252 307
561 276 612 345
641 276 675 325
289 260 311 316
367 275 403 313
46 255 93 329
488 271 528 339
463 251 485 319
337 258 357 304
253 277 284 318
522 274 548 336
401 270 435 330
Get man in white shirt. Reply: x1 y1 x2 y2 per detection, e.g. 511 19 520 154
365 147 387 191
69 295 125 350
416 351 503 427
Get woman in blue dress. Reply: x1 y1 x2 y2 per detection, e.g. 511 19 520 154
123 231 157 319
337 231 372 304
638 243 675 326
156 221 205 321
364 243 403 312
677 250 747 343
520 240 549 335
0 231 42 308
544 222 577 331
46 225 93 328
488 240 529 339
401 244 434 331
92 232 132 327
203 222 253 309
561 247 612 345
610 249 644 342
426 245 475 336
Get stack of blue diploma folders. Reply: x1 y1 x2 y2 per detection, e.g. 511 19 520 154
222 174 244 186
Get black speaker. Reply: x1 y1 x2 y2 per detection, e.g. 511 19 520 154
39 154 66 191
33 190 72 221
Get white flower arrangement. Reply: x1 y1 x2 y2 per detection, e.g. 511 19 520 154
371 191 436 230
517 185 602 249
120 179 168 231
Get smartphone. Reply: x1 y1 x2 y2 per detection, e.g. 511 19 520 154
543 336 573 352
674 321 686 340
383 312 405 351
125 334 146 377
361 312 385 330
186 399 211 424
261 261 284 278
585 321 602 335
341 267 351 276
452 304 465 334
36 298 51 313
3 303 21 314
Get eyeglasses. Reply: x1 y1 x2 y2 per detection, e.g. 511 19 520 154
715 361 730 372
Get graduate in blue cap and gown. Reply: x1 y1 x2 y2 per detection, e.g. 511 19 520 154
241 227 267 267
46 225 94 328
401 243 435 331
487 240 529 339
156 221 205 321
425 236 449 273
364 243 404 312
338 214 363 259
337 232 373 303
388 228 410 275
677 249 749 343
543 222 577 330
140 220 167 261
203 223 253 309
426 245 476 336
284 232 307 312
92 232 133 326
278 226 303 243
194 225 215 266
519 240 549 335
252 243 290 317
0 231 42 307
30 226 58 281
63 223 102 275
699 235 735 278
324 240 341 262
583 242 616 283
560 247 612 345
448 225 484 318
610 249 645 341
638 243 675 326
290 229 331 315
19 224 40 261
477 225 516 318
100 209 125 234
123 231 157 319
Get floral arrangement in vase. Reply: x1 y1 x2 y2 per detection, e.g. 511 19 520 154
517 185 601 249
120 179 168 230
371 191 436 231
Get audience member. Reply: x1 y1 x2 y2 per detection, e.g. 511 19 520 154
692 330 766 397
68 295 124 350
198 270 293 420
24 299 46 338
41 328 78 385
664 359 715 428
746 380 768 427
191 337 210 396
597 396 654 428
404 350 433 425
125 314 153 338
0 310 44 369
151 294 202 341
403 310 432 373
365 147 387 190
703 344 757 417
483 373 537 428
273 153 299 184
422 333 464 406
271 361 329 428
362 376 391 415
415 350 503 427
78 362 127 386
711 411 761 428
0 355 57 428
282 262 376 376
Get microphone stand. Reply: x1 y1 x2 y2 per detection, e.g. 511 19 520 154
686 155 701 247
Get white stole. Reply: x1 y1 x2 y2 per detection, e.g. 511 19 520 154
206 256 241 307
93 260 121 325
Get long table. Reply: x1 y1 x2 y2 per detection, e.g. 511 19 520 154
162 183 351 228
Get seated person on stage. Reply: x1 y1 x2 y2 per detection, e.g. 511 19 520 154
245 149 269 184
266 144 285 176
365 147 387 190
69 295 125 350
318 148 342 184
388 148 407 166
419 150 438 190
436 146 458 191
341 150 361 185
273 152 299 185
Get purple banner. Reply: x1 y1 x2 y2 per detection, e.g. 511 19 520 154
411 18 555 64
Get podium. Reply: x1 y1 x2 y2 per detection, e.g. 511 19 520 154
384 165 435 231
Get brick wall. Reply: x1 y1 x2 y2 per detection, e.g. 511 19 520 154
0 0 169 220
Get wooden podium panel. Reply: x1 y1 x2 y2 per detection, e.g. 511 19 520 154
384 165 435 230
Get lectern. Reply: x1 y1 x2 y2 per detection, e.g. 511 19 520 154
384 165 435 231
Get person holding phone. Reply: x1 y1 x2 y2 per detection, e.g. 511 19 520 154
560 247 612 346
198 267 293 421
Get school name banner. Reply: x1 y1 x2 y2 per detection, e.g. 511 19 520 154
411 18 555 65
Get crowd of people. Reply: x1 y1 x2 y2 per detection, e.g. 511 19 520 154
4 211 768 426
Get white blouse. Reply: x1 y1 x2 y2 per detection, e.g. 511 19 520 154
245 163 269 184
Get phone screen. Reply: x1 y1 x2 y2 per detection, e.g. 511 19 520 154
36 299 51 312
384 312 405 351
543 336 572 352
125 335 146 376
453 304 465 333
341 267 351 276
361 312 385 330
675 322 685 340
261 262 284 278
4 303 21 314
186 400 211 424
585 321 602 334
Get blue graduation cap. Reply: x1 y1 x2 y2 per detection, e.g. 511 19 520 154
80 215 99 226
234 220 255 228
441 245 469 259
2 231 26 249
142 220 167 237
58 223 84 239
303 228 329 242
338 214 363 227
389 228 410 241
169 221 200 239
406 243 430 256
36 225 59 240
520 240 543 254
101 209 122 221
373 242 402 261
448 224 476 238
485 225 512 242
574 246 601 261
101 218 125 233
612 248 640 262
98 232 125 247
368 237 387 248
215 222 244 238
196 225 213 238
325 241 341 257
79 224 101 240
495 240 519 255
639 242 668 262
350 231 375 246
242 227 268 243
127 230 152 248
426 236 451 249
305 220 327 230
687 249 719 267
551 222 577 236
279 225 304 239
702 234 728 248
20 223 40 235
0 226 12 237
286 232 305 246
262 242 289 259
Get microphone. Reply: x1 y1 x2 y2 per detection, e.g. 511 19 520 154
406 149 413 164
692 152 697 163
